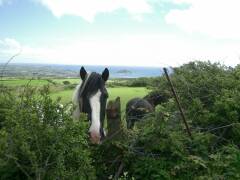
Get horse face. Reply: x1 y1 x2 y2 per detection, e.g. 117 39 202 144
80 67 109 144
89 89 108 144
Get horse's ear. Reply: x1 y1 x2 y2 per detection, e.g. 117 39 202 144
80 66 87 80
102 68 109 82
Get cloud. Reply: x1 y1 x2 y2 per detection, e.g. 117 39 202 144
166 0 240 39
0 38 21 54
0 38 23 64
1 36 240 67
38 0 152 22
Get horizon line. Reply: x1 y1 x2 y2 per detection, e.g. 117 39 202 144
0 62 172 68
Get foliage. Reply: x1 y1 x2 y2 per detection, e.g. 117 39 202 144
0 85 95 179
127 78 150 87
147 61 240 145
1 61 240 179
62 80 70 85
90 105 240 179
106 106 240 179
92 61 240 179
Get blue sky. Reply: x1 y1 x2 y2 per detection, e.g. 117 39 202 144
0 0 240 67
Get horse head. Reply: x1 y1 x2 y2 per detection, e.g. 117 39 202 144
73 66 109 144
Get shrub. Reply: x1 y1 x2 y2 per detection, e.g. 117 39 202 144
0 86 95 179
62 80 70 85
121 107 240 179
88 61 240 179
63 83 78 90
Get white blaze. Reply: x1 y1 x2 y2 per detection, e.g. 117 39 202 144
89 90 101 135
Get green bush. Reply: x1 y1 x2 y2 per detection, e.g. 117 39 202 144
62 80 71 85
92 61 240 179
0 86 95 179
63 83 78 90
1 61 240 179
120 107 240 179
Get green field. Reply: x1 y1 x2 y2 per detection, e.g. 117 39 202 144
51 87 150 111
0 79 50 86
107 87 149 109
0 78 81 86
1 79 150 111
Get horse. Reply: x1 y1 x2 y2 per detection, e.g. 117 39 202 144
72 66 109 144
126 91 169 129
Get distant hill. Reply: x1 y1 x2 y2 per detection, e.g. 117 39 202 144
116 69 132 74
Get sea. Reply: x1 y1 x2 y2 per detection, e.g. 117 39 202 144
59 65 164 78
0 63 165 78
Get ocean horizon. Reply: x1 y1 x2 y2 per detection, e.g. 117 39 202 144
0 63 165 78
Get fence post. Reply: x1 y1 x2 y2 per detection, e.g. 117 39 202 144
106 97 124 179
163 68 192 139
106 96 122 140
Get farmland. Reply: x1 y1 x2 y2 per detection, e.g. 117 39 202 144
0 78 150 109
51 87 149 108
0 78 81 86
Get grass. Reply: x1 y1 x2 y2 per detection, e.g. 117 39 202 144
51 78 81 84
1 78 150 112
51 87 150 111
0 78 81 86
0 79 50 86
51 89 73 103
107 87 150 111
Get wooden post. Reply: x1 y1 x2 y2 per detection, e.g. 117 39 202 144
163 68 192 138
106 97 124 179
106 97 122 140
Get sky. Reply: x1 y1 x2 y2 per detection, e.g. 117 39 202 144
0 0 240 67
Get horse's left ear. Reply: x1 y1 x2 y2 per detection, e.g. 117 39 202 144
102 68 109 81
80 66 87 80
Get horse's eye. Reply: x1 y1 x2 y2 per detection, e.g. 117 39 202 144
104 93 109 98
101 90 108 98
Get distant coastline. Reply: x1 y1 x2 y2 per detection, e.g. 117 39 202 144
0 63 163 78
116 69 132 74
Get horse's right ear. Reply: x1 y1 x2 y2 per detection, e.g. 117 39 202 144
102 68 109 82
80 66 87 80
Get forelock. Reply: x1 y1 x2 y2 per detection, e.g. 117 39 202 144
81 72 103 97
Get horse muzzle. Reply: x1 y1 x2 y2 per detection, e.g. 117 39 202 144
89 131 101 144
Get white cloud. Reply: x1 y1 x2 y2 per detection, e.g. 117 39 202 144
38 0 152 22
0 38 21 54
1 36 240 67
166 0 240 39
